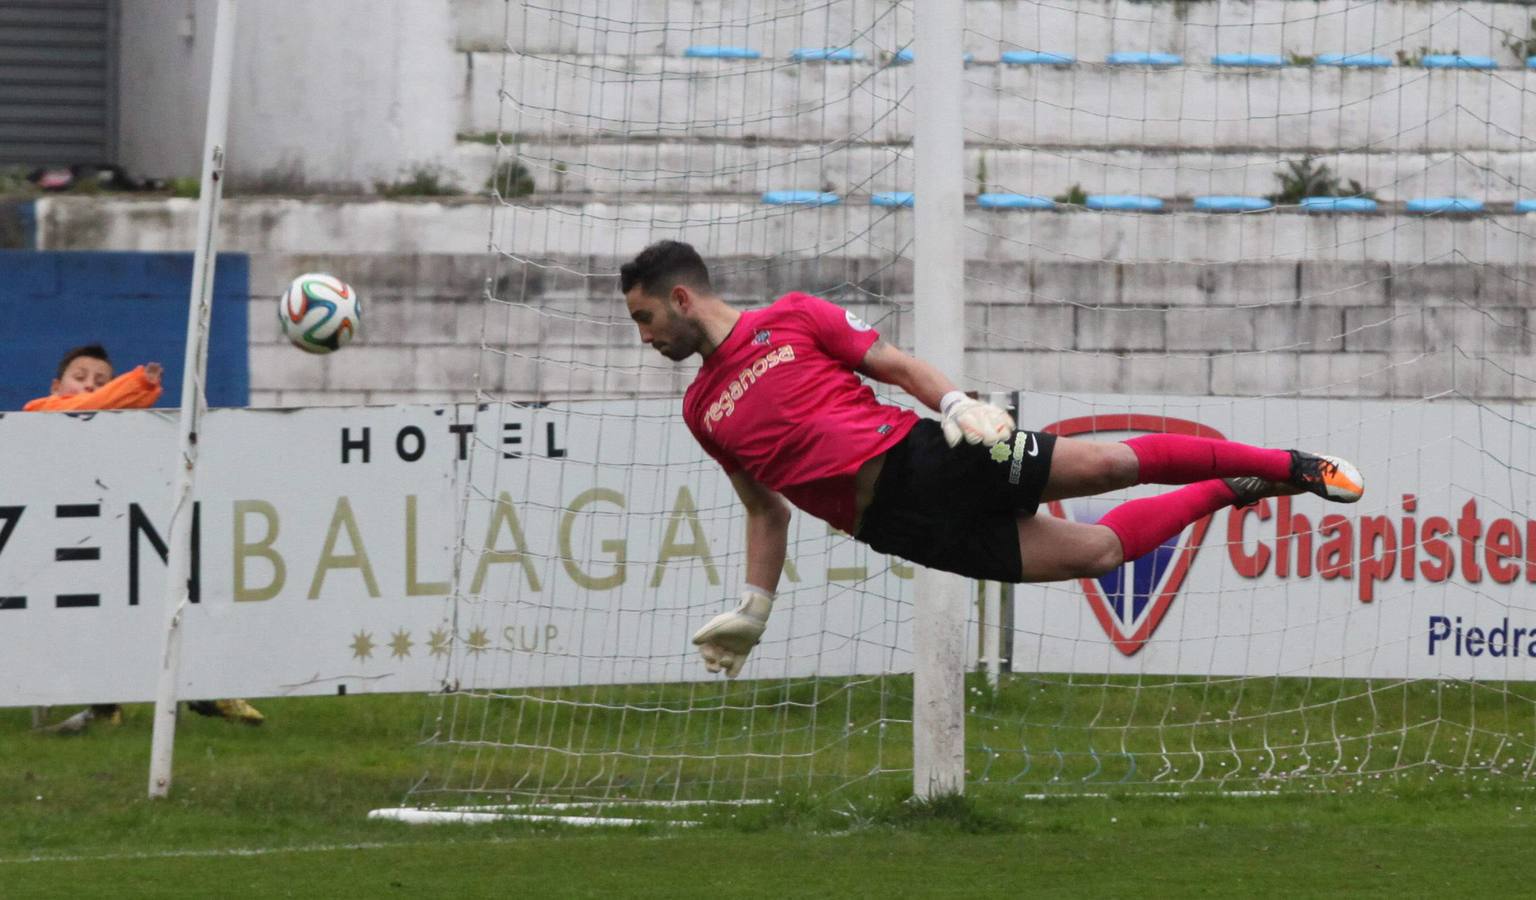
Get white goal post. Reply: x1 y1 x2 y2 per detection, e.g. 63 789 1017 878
148 0 238 800
910 0 970 800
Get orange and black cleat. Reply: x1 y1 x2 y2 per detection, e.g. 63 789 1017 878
1288 451 1364 503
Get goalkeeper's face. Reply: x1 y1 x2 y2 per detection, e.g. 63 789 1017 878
626 287 705 361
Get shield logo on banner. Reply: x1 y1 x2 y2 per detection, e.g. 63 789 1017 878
1041 414 1227 657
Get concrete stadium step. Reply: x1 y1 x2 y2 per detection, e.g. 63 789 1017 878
449 139 1536 204
459 52 1536 152
34 197 1536 267
452 0 1532 64
237 248 1534 407
245 251 1536 313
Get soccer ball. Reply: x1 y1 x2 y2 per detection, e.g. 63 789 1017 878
279 273 360 354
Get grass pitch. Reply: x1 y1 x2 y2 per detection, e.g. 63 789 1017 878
3 686 1534 898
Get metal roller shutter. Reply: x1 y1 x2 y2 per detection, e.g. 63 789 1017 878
0 0 116 165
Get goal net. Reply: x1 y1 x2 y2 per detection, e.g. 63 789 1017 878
387 0 1536 820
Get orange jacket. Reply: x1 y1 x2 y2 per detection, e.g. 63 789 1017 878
23 366 163 412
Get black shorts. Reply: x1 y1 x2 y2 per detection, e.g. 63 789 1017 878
855 419 1056 583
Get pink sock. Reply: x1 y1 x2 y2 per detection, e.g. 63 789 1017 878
1098 480 1236 561
1124 434 1291 484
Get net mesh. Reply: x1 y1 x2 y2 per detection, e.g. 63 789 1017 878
400 0 1536 815
964 0 1536 793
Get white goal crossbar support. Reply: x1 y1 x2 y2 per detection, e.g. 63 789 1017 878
147 0 238 799
911 0 968 800
977 392 1017 689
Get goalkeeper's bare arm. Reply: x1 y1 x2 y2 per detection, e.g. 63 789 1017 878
621 239 1364 676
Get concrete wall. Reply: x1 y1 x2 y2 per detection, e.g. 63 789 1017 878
467 55 1536 151
240 251 1536 407
115 1 1536 195
457 0 1536 62
457 141 1536 204
459 52 1536 208
39 197 1536 266
241 251 696 408
31 198 1536 407
82 2 1536 410
117 0 458 190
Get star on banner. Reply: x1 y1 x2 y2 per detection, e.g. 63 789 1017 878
427 628 452 658
389 629 413 659
350 630 375 660
466 627 492 655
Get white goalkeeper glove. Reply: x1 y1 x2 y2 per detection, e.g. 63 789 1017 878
692 586 773 678
939 391 1015 448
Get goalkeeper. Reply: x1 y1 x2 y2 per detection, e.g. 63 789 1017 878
621 241 1364 677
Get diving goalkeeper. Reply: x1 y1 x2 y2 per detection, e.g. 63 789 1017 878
620 241 1364 678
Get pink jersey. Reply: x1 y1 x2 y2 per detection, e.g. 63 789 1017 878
683 292 918 531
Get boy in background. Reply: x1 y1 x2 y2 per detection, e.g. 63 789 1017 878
26 345 265 730
24 343 163 412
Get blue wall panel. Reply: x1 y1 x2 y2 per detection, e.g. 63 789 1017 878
0 251 249 411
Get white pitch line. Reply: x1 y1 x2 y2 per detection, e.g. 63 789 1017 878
0 839 469 867
0 809 716 867
370 808 700 827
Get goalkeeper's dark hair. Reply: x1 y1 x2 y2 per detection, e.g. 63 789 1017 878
56 343 110 379
619 240 712 298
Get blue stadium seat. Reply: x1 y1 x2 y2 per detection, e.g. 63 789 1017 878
1315 53 1393 68
1211 53 1284 67
871 192 914 208
1106 52 1183 66
893 48 975 64
1516 199 1536 214
1300 197 1378 213
1194 195 1273 212
977 193 1055 210
1000 50 1075 66
762 190 841 206
1086 194 1164 212
683 46 761 60
790 47 863 62
1420 54 1496 69
1528 56 1536 69
1405 197 1484 214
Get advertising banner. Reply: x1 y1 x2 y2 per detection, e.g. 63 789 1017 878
1012 394 1536 682
0 401 912 706
3 393 1531 705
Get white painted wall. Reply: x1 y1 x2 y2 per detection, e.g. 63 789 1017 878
117 0 459 191
40 195 1536 266
455 141 1536 204
463 53 1536 151
454 0 1533 62
113 0 1536 194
